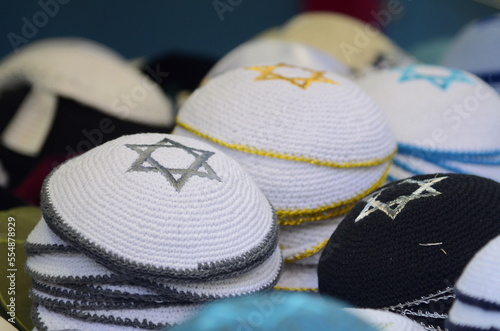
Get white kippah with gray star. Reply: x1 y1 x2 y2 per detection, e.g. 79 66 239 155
28 133 281 330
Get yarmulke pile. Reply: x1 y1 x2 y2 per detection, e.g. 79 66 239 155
356 64 500 182
447 234 500 330
25 133 281 330
174 63 396 291
318 173 500 330
204 39 349 80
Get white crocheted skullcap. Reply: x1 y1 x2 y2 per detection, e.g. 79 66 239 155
177 64 395 167
27 247 283 303
30 287 176 311
0 38 173 127
175 124 390 224
205 39 349 80
345 308 427 331
356 64 500 153
274 263 318 292
148 247 282 302
25 217 78 255
26 217 282 302
26 253 120 285
32 279 177 305
41 133 277 282
32 304 140 331
31 303 200 331
279 215 344 263
447 235 500 330
279 12 412 72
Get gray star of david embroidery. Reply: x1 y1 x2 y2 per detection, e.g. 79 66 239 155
354 176 448 223
125 138 221 192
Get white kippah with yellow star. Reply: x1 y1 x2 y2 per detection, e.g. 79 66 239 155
176 63 395 222
174 63 396 289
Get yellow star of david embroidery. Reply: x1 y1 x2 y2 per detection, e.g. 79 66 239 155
246 63 339 90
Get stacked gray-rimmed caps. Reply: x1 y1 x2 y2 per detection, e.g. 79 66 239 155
25 133 281 331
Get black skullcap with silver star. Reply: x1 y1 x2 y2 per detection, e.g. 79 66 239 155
318 174 500 330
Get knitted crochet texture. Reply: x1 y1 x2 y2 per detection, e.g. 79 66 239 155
318 174 500 330
356 64 500 182
27 133 281 330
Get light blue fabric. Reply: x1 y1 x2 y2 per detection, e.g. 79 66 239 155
168 292 377 331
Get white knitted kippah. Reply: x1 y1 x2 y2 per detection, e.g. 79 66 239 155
27 211 283 301
279 216 344 263
147 247 282 302
175 65 395 223
25 217 78 255
32 303 200 330
447 235 500 330
274 263 318 292
32 280 176 305
357 64 500 181
41 133 277 282
0 38 173 127
27 248 283 302
345 308 427 331
175 126 391 224
30 287 173 310
177 64 395 166
205 39 349 80
26 253 119 285
32 305 143 331
356 64 500 152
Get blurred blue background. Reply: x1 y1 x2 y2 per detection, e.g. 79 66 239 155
0 0 497 61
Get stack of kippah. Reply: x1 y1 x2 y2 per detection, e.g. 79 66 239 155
174 63 396 291
318 173 500 330
446 234 500 330
356 64 500 182
25 133 281 330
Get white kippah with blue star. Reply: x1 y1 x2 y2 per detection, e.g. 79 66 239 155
357 64 500 182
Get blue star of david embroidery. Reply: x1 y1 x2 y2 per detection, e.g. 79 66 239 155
396 65 474 91
125 137 221 192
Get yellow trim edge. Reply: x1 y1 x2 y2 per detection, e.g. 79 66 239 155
285 239 329 263
277 161 391 225
176 121 397 168
274 286 318 292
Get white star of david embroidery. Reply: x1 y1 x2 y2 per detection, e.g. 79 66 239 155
354 176 448 223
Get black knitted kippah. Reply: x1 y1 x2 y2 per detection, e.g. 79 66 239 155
318 173 500 330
